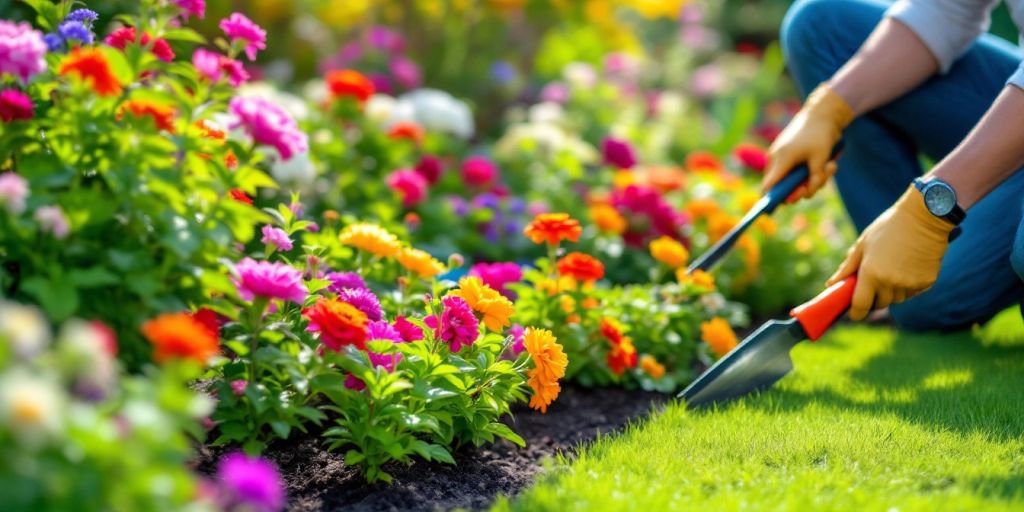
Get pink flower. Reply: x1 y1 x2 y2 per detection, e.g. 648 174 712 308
0 21 47 83
733 143 768 173
691 63 724 98
260 225 293 251
326 271 366 293
34 205 70 239
0 89 33 122
105 27 175 62
393 316 424 342
216 452 286 512
386 168 428 208
344 350 401 390
219 13 266 61
437 296 478 352
414 155 444 184
389 56 421 89
469 262 522 299
0 172 28 214
193 49 249 87
175 0 206 20
601 137 637 169
539 82 569 104
367 26 405 53
233 257 308 304
508 324 526 355
338 287 383 322
229 96 308 161
611 184 688 247
461 156 498 188
230 379 247 396
367 320 403 343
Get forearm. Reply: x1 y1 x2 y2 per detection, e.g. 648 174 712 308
828 19 939 116
930 86 1024 209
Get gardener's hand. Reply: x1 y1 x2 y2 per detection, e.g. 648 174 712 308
762 85 853 201
827 185 955 320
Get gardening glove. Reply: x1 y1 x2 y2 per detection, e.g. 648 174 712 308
826 185 956 321
761 84 854 201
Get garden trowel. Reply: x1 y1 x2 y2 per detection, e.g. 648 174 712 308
679 276 857 408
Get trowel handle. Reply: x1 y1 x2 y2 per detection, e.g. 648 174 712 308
789 276 857 341
763 141 845 214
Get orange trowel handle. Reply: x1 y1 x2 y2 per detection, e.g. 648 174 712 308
789 276 858 341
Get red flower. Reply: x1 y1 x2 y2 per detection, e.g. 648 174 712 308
118 99 177 132
58 48 123 97
304 297 368 352
0 90 33 122
556 252 605 282
387 121 424 143
229 188 253 204
326 69 375 103
105 27 175 62
733 143 768 173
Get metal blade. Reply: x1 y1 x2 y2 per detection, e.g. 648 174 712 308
679 318 806 408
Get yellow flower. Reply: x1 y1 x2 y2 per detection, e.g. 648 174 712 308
685 198 720 220
708 212 739 243
737 235 761 275
396 247 445 278
677 268 715 291
701 317 738 357
627 0 688 19
524 328 568 413
639 354 666 379
737 191 761 212
559 294 576 314
450 277 515 331
613 170 635 189
755 217 778 236
339 223 401 258
649 236 689 268
538 276 579 296
590 203 628 235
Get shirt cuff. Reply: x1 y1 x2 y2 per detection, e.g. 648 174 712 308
1007 63 1024 90
885 0 984 74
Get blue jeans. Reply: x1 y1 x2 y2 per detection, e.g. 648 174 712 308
783 0 1024 330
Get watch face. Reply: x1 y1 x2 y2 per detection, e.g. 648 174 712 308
923 183 956 216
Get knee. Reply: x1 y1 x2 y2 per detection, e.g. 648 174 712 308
890 293 992 332
1011 224 1024 282
781 0 853 89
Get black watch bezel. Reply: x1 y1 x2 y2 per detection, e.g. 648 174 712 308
913 177 966 226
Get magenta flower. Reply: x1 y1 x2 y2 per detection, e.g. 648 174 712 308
338 287 382 322
326 271 366 293
0 173 28 215
0 21 47 84
34 205 70 239
193 49 249 87
386 168 428 208
414 155 444 184
229 96 308 161
344 350 401 390
469 262 523 299
393 316 424 342
601 137 637 169
260 225 293 252
508 324 526 356
0 89 33 123
367 26 405 53
539 82 569 104
233 257 308 304
219 13 266 61
389 56 421 89
230 379 247 397
461 156 499 188
366 320 403 343
438 296 478 352
175 0 206 20
611 184 687 247
216 452 286 512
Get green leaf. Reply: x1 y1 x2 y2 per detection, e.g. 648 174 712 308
162 28 207 43
486 422 526 447
270 420 291 439
68 267 119 288
20 277 79 321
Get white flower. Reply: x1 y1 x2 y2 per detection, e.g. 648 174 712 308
0 301 50 359
302 79 330 106
270 150 317 188
397 89 474 139
0 369 65 446
239 82 310 121
528 102 565 125
563 62 597 88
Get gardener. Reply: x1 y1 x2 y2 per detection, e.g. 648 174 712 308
762 0 1024 330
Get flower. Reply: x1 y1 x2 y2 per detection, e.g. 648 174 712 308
734 143 768 173
414 155 444 184
607 335 638 375
523 328 567 413
220 13 266 61
304 297 368 351
556 252 605 282
366 320 403 343
708 212 739 243
230 379 247 396
105 27 175 62
649 235 688 268
386 168 428 208
387 121 425 143
507 324 526 355
59 48 122 96
216 452 286 512
34 205 70 239
601 137 637 169
57 21 94 46
233 257 308 304
0 301 49 358
326 271 367 293
367 25 405 52
0 21 47 83
339 223 401 258
193 49 249 87
449 276 515 332
326 69 375 102
686 151 724 173
175 0 206 20
0 172 28 214
338 287 383 322
65 9 99 23
393 316 424 342
142 312 220 364
0 370 65 446
677 268 715 290
344 350 402 390
611 185 687 247
260 225 293 252
437 296 479 352
192 308 221 339
461 156 499 188
589 203 627 235
639 354 666 379
701 317 738 357
118 98 176 132
389 56 422 89
685 198 719 219
229 188 253 204
44 34 64 52
396 247 445 278
468 262 522 298
523 212 582 245
229 96 308 161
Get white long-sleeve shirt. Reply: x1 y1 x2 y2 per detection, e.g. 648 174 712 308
886 0 1024 86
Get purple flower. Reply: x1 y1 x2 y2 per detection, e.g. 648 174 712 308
326 271 366 293
65 9 99 24
43 34 63 52
490 61 517 84
601 137 638 169
367 26 404 53
34 206 70 239
216 452 286 512
0 21 48 83
389 56 421 89
57 21 93 45
0 89 34 123
367 320 403 343
175 0 206 20
233 257 308 304
469 262 522 298
219 13 266 61
229 96 308 161
438 296 478 352
260 225 293 252
338 287 382 322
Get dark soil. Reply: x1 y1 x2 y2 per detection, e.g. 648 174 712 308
196 385 668 511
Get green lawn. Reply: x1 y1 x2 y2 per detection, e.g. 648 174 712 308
497 310 1024 511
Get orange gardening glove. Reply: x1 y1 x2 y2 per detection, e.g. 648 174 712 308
826 185 956 321
762 84 854 200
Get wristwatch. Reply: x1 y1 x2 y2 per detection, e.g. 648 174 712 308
913 177 966 226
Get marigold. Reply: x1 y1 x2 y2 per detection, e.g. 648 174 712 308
523 213 582 246
649 235 688 269
142 312 219 364
607 335 637 375
58 48 122 97
639 354 666 379
677 268 715 290
685 198 720 220
708 212 739 242
449 276 515 331
589 203 627 234
326 69 375 103
396 247 445 278
304 297 368 352
118 99 176 132
686 150 724 174
556 252 605 282
701 317 738 357
756 216 778 236
387 121 425 143
559 294 575 314
538 275 578 296
339 223 401 258
523 328 567 413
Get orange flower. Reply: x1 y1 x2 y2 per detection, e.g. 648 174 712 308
607 335 637 375
559 294 575 314
581 297 599 309
685 151 724 174
142 312 219 364
195 120 226 140
639 354 666 379
326 69 375 102
523 328 567 413
396 247 445 278
387 121 425 143
339 223 401 258
59 48 123 97
450 276 515 331
556 252 604 282
701 317 738 357
649 236 688 268
118 99 176 133
738 234 761 275
599 317 624 343
589 203 627 235
538 276 578 296
523 213 582 245
755 216 778 236
304 297 368 352
636 165 687 193
677 268 715 291
708 212 739 242
685 198 720 220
